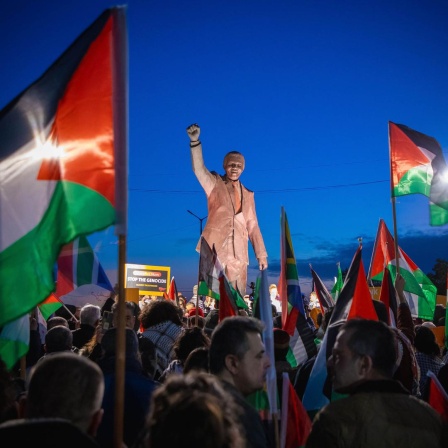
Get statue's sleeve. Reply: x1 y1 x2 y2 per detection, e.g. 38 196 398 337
190 143 215 196
246 191 268 259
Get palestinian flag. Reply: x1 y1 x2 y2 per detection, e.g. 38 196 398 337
197 237 221 300
39 293 63 321
303 245 378 416
0 8 127 327
198 237 247 309
368 219 436 320
389 122 448 226
218 275 239 321
378 267 398 326
309 265 335 313
280 372 311 448
0 314 30 370
278 207 317 367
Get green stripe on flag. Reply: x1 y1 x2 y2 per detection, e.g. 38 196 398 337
0 182 114 327
0 315 30 370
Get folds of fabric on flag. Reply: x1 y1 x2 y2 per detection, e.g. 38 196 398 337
218 275 239 321
427 371 448 423
0 7 128 327
35 306 47 345
259 269 278 419
331 262 343 301
280 371 311 448
378 267 398 326
309 265 335 313
164 276 179 306
217 272 248 320
368 219 436 320
0 314 30 370
246 269 279 446
278 207 317 367
55 235 114 309
198 237 221 300
198 236 248 314
389 122 448 226
38 293 63 321
303 245 378 416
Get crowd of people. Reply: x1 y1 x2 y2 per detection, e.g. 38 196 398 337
0 278 447 447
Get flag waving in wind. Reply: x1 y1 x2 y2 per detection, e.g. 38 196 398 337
198 236 247 314
303 244 378 416
165 277 179 306
0 8 127 327
309 265 335 313
368 219 436 320
198 237 221 300
55 235 114 308
389 122 448 226
331 262 343 301
278 207 317 367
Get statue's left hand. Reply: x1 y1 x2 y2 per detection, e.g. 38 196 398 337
258 257 268 270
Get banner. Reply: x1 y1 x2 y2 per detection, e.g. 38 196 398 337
124 264 170 296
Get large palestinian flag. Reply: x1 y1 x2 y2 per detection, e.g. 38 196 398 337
389 122 448 226
0 8 127 327
368 219 436 320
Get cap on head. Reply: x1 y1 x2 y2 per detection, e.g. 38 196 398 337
223 151 245 170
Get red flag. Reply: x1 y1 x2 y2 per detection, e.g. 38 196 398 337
280 372 312 448
166 277 179 306
378 267 398 326
347 256 378 321
427 371 448 422
218 275 239 321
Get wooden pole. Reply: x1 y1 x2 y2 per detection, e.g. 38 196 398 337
389 123 400 273
113 234 126 448
391 197 400 272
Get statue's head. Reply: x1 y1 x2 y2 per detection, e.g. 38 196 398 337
223 151 245 181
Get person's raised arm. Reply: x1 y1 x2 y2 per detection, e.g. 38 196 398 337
186 123 215 195
394 273 407 304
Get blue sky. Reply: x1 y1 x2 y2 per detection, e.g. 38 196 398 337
2 0 448 298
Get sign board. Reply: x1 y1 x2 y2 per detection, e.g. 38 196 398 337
124 264 170 297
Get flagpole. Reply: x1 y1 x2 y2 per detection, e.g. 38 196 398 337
388 124 400 273
195 247 202 327
53 295 79 323
114 234 126 448
391 197 400 272
188 210 207 327
112 7 128 448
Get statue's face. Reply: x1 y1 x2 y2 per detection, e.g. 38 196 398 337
225 160 244 181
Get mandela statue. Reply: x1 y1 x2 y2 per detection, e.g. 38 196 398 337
187 123 268 296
